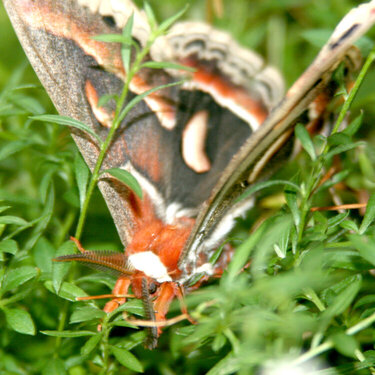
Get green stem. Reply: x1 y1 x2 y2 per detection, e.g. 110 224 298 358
295 47 375 250
292 310 375 367
54 300 70 357
74 33 157 240
100 317 111 375
330 46 375 137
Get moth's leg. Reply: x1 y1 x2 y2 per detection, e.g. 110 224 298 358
103 276 131 314
175 284 196 324
153 282 178 335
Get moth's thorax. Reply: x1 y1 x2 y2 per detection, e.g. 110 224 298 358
126 216 195 282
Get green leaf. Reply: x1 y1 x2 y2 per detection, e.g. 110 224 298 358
340 220 359 233
13 93 45 115
325 141 365 160
359 194 375 234
342 112 363 137
45 280 88 301
331 331 358 358
323 274 362 320
81 333 102 356
0 215 28 226
212 333 227 352
39 169 56 204
70 306 105 324
31 115 103 146
144 2 157 31
158 5 188 33
110 319 138 329
41 358 67 375
41 330 96 337
0 239 18 255
2 266 38 293
327 133 351 146
24 184 55 251
316 170 350 193
92 33 134 46
108 299 144 318
52 240 75 293
295 123 316 160
327 212 349 229
4 308 36 335
0 139 35 161
33 237 55 274
104 168 143 199
118 80 185 125
111 346 143 373
74 152 90 210
122 14 134 73
141 61 195 72
0 205 11 214
205 352 239 375
226 220 268 281
354 294 375 309
274 223 291 258
285 186 300 227
236 180 301 202
350 234 375 266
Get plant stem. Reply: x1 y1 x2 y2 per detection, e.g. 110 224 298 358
74 33 158 240
295 46 375 249
100 315 111 375
330 46 375 137
292 311 375 367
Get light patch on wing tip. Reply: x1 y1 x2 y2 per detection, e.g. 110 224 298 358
85 81 113 128
182 110 211 173
196 263 214 275
129 251 172 283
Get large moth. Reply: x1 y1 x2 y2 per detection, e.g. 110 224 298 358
4 0 375 349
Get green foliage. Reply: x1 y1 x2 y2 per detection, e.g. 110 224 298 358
1 1 375 375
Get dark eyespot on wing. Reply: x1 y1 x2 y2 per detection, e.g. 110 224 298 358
102 15 116 28
329 23 360 50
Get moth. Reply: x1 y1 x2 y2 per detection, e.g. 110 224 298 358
4 0 375 349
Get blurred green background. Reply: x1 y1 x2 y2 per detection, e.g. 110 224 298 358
2 1 375 374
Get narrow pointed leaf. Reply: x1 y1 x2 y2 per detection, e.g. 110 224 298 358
74 152 90 210
41 330 95 337
118 80 184 124
141 61 195 72
111 346 143 373
105 168 143 199
122 14 134 73
81 333 102 356
359 194 375 234
295 123 316 160
32 115 103 146
158 5 188 33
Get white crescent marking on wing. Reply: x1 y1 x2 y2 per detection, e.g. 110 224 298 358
182 110 211 173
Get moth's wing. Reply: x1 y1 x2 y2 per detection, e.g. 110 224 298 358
4 0 285 247
179 1 375 280
3 0 147 244
147 21 284 213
